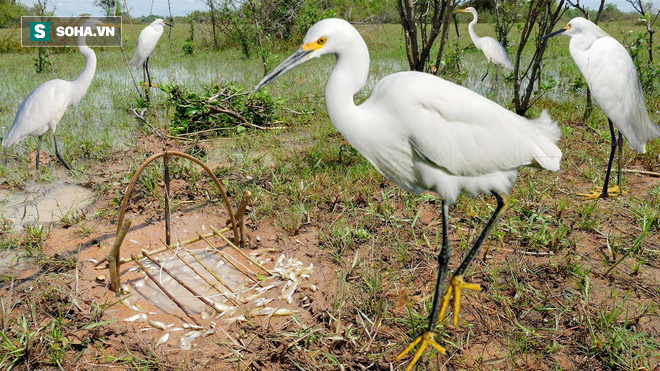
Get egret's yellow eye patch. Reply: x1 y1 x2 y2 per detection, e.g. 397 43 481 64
302 37 327 51
565 23 571 30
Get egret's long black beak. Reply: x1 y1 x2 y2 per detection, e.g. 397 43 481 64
165 22 174 27
542 28 566 39
254 48 313 92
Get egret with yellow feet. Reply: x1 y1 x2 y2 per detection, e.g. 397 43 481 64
255 18 562 370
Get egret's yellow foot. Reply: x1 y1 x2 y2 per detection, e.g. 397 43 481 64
142 82 160 88
438 275 482 326
396 331 446 371
578 185 627 200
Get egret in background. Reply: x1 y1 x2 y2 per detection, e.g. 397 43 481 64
129 18 172 88
2 18 103 170
457 7 513 81
545 18 660 199
255 18 562 370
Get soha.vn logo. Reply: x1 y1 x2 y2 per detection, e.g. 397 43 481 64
30 22 50 41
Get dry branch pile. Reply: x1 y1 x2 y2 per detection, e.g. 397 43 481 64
163 82 280 137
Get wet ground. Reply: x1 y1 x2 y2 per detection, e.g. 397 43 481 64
0 179 94 229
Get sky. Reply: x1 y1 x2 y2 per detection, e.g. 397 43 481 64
579 0 646 12
18 0 208 17
17 0 655 17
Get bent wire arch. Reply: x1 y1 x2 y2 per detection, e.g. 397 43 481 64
115 150 239 243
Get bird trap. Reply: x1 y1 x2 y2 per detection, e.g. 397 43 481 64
94 151 314 348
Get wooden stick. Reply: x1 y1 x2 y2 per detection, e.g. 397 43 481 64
142 250 225 315
164 153 171 246
167 240 236 293
163 244 238 305
95 227 230 269
109 219 132 294
131 254 200 325
226 190 252 247
211 226 273 276
622 168 660 177
237 190 251 247
197 232 258 284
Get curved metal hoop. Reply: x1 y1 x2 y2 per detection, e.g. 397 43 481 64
115 151 239 243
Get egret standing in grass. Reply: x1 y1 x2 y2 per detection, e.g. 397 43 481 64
457 7 513 81
2 18 103 170
129 18 172 89
255 18 562 370
545 18 660 199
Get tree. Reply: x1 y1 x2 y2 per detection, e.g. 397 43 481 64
494 0 522 48
94 0 121 16
626 0 659 63
0 0 31 28
512 0 567 115
397 0 456 73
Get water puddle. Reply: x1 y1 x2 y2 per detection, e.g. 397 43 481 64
130 249 252 314
0 181 95 230
121 246 314 349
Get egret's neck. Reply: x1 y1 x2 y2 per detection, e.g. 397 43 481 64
324 36 370 136
71 35 96 104
569 34 600 52
468 13 482 49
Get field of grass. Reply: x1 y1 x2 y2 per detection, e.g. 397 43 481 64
0 16 659 370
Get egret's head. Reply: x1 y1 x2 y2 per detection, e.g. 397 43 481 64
543 17 608 39
81 18 104 29
456 7 476 14
254 18 359 91
153 18 173 28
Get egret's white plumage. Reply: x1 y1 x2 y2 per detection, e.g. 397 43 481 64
458 7 513 73
546 17 660 198
2 18 100 170
255 18 561 369
129 19 170 68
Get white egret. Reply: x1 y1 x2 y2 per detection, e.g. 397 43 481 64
2 18 103 170
255 18 562 370
457 7 513 81
129 18 173 88
545 18 660 199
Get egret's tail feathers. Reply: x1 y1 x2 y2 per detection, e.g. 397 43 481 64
502 59 514 71
530 110 562 171
129 54 140 68
2 128 21 149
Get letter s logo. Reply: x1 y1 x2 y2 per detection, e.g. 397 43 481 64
34 24 45 39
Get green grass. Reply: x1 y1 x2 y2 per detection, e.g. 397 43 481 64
0 17 659 370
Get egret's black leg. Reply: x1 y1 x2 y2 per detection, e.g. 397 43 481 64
616 132 623 187
438 192 509 325
481 63 490 81
397 201 450 369
52 134 71 170
143 59 151 103
35 135 43 170
601 119 618 198
146 57 152 88
427 201 451 331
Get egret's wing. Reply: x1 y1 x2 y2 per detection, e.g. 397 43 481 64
130 26 161 67
3 80 70 147
369 72 561 177
481 37 513 70
585 37 659 151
